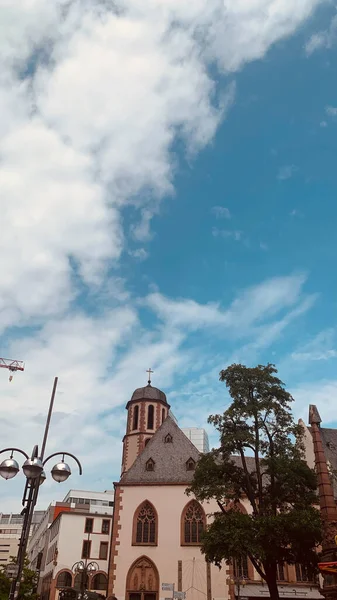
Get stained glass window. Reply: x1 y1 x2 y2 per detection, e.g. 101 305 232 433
183 501 204 544
135 502 156 544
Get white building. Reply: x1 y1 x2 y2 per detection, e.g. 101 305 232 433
27 490 114 600
0 511 44 566
181 428 209 453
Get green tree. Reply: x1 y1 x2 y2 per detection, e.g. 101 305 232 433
188 363 322 600
0 556 38 600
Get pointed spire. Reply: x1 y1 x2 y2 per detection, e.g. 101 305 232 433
309 404 322 426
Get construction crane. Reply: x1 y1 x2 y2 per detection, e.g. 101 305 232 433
0 358 25 382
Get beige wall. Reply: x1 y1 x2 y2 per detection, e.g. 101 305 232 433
0 537 19 565
299 419 315 469
113 485 242 600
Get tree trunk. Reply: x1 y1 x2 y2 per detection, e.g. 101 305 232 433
265 572 280 600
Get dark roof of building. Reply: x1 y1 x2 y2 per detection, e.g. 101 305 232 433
120 416 200 484
130 383 167 404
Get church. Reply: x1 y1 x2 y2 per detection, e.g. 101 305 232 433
107 379 324 600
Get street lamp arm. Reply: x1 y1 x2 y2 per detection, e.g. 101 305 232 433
0 448 29 459
43 452 83 475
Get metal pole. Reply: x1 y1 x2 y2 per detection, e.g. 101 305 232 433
40 377 58 460
9 478 38 600
8 377 58 600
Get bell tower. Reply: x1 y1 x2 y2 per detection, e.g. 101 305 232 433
121 370 170 475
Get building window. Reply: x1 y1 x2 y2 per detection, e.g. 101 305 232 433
145 458 155 471
91 573 108 591
133 501 157 545
164 433 173 443
162 408 165 423
295 564 313 583
182 501 205 545
101 520 110 535
85 518 93 533
56 571 72 588
99 542 109 560
186 458 196 471
132 405 139 430
276 563 286 581
74 573 87 592
147 405 154 429
82 540 91 559
233 556 249 580
145 438 150 447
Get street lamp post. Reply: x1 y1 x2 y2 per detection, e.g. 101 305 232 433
0 377 82 600
72 558 99 599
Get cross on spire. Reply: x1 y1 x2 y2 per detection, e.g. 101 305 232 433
146 368 154 385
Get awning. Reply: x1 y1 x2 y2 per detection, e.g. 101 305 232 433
235 584 323 599
318 562 337 575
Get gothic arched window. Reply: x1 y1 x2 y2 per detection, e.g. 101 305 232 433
233 556 249 579
162 408 165 423
181 501 205 545
132 405 139 431
147 405 154 429
133 501 157 545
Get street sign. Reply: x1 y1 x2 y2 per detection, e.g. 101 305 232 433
174 592 186 599
5 564 19 579
162 584 174 592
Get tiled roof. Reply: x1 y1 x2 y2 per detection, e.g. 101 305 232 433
130 384 167 403
121 416 200 484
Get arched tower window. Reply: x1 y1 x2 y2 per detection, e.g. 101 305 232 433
181 500 205 545
132 405 139 430
133 501 157 545
162 408 165 423
147 405 154 429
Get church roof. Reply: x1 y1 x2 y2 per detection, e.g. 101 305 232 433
120 416 200 484
130 383 167 404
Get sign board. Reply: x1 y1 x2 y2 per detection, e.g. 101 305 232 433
162 584 174 592
174 592 186 599
6 564 19 578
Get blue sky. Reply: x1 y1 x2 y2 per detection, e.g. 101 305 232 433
1 0 337 511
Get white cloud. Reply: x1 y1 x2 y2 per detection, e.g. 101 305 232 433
0 0 326 509
145 273 311 334
211 206 231 219
305 14 337 55
326 105 337 117
291 380 337 425
212 227 242 240
277 164 298 180
291 329 337 362
320 120 328 127
128 248 149 261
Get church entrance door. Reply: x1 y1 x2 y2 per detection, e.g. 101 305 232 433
126 557 159 600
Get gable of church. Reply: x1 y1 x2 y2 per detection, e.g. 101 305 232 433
121 416 200 484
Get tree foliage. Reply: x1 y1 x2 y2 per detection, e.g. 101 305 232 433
0 556 38 600
188 363 322 600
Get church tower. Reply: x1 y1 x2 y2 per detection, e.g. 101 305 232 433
121 371 170 475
